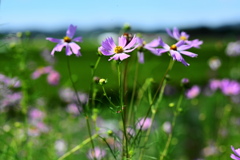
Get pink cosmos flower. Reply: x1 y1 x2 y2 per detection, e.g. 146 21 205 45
31 66 53 79
46 24 82 56
99 34 138 61
87 147 106 160
136 117 152 131
47 71 60 85
166 27 203 48
136 37 162 63
158 39 198 66
231 146 240 160
220 79 240 96
185 85 200 99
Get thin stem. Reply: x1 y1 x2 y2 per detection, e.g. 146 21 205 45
128 60 139 126
139 78 167 159
90 56 101 107
117 63 129 159
132 59 175 148
159 91 183 160
58 133 99 160
100 136 118 160
66 57 96 159
102 86 116 108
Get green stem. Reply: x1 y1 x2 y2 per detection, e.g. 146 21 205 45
128 60 139 126
90 56 101 107
66 57 96 159
102 86 116 108
58 134 99 160
117 63 129 159
132 59 174 151
159 91 183 160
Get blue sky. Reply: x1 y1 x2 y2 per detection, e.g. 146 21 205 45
1 0 240 32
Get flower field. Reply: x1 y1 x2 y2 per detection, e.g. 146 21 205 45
0 25 240 160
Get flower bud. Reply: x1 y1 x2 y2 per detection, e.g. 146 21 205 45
99 78 107 85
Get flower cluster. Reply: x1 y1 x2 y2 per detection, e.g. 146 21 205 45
31 66 60 85
209 79 240 96
46 25 203 66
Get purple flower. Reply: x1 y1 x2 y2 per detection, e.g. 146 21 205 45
87 147 106 160
29 108 45 120
159 39 198 66
46 24 82 56
231 146 240 160
166 27 203 48
47 71 60 85
185 85 200 99
221 79 240 96
226 41 240 57
99 34 138 61
209 79 222 91
136 117 152 130
31 66 53 79
136 37 161 63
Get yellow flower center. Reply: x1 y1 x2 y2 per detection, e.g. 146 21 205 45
64 36 71 43
170 44 177 50
114 46 124 53
180 36 187 41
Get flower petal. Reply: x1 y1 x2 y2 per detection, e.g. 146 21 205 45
99 46 114 56
178 44 193 51
176 40 185 47
46 37 62 43
145 37 161 48
65 45 72 56
72 37 83 42
69 42 81 55
231 154 240 160
124 35 137 49
166 28 174 38
66 24 77 38
170 50 189 66
109 53 130 61
137 52 144 63
118 35 127 47
232 146 240 158
157 48 169 55
101 37 115 51
159 38 170 50
180 51 198 58
173 27 180 40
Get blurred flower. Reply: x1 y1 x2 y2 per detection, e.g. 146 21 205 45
66 103 81 116
47 71 60 85
185 85 200 99
158 39 197 66
231 145 240 160
31 66 53 79
202 143 218 157
136 117 152 130
0 74 21 88
208 57 221 70
226 41 240 56
46 24 82 56
55 140 67 156
166 27 203 48
221 79 240 96
209 79 222 91
99 34 138 61
1 92 22 107
87 147 106 160
136 37 162 63
41 49 55 64
162 121 172 134
29 108 45 121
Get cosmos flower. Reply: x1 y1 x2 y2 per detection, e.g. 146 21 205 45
136 117 152 130
226 41 240 57
166 27 203 48
46 24 82 56
231 146 240 160
220 79 240 96
87 147 106 160
185 85 200 99
47 71 60 86
158 39 198 66
99 34 138 61
136 37 161 63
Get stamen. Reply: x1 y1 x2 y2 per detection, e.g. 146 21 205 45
114 46 124 53
180 36 187 41
170 44 177 50
64 36 71 43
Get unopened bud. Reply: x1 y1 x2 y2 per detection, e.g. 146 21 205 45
99 78 107 85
